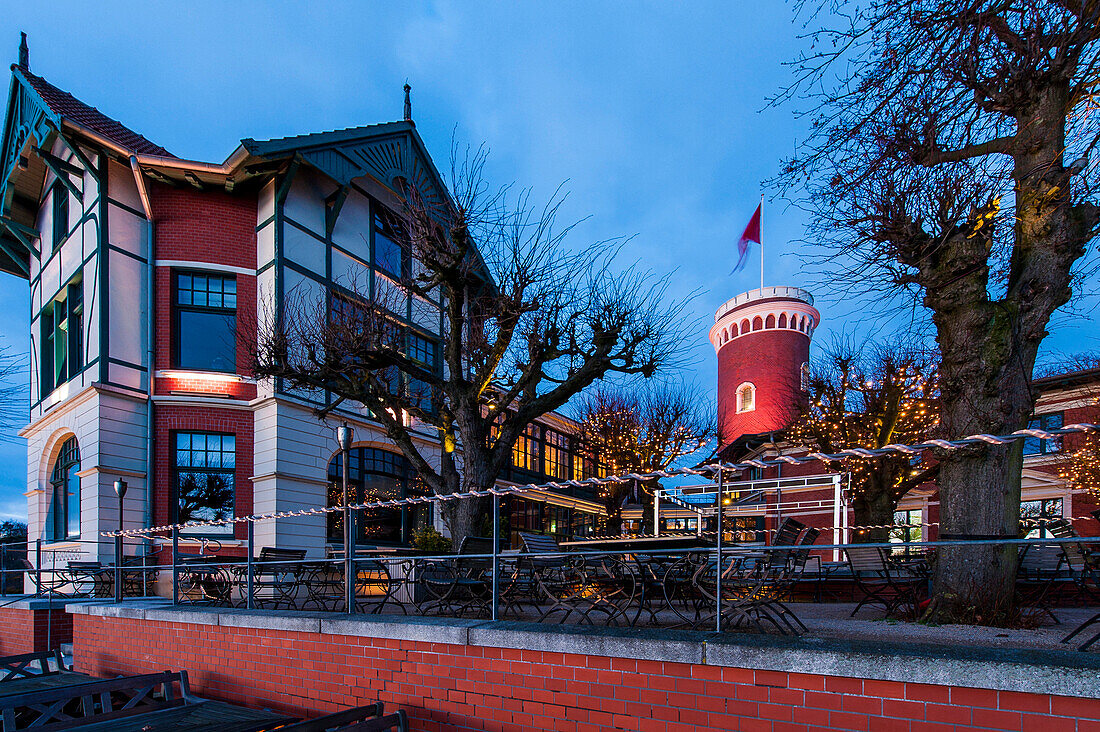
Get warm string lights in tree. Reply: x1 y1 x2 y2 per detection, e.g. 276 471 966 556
576 382 714 533
1058 397 1100 498
785 340 940 543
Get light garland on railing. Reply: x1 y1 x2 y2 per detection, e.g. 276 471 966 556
101 423 1099 539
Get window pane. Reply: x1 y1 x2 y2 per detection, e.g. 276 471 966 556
375 232 403 277
178 311 236 372
177 470 235 534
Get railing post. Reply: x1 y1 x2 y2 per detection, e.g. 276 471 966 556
171 527 179 606
35 539 42 598
715 466 723 633
491 494 500 622
246 521 255 610
347 511 356 616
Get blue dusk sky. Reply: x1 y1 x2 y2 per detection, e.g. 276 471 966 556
0 2 1096 521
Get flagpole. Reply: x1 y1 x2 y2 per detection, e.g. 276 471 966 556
759 194 764 290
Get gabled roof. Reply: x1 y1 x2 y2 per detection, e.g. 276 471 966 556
16 65 173 157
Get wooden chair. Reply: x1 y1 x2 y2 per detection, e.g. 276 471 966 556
340 710 408 731
1016 544 1065 624
0 650 66 682
845 546 925 619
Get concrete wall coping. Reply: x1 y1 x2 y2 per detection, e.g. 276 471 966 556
67 602 1100 699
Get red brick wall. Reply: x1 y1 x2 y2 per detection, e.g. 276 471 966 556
0 607 72 654
151 182 257 401
73 614 1100 731
152 406 254 542
718 328 810 444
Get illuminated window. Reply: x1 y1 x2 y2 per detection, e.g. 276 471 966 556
47 437 80 541
326 447 430 545
543 429 570 479
174 271 237 372
801 362 810 392
513 424 541 472
736 382 756 413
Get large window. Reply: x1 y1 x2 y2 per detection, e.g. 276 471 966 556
52 181 69 249
174 432 236 535
47 437 80 541
174 272 237 372
543 429 570 480
512 424 541 473
40 278 83 397
327 447 430 545
1023 413 1063 456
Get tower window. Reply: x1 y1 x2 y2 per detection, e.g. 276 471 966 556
801 362 810 392
736 382 756 413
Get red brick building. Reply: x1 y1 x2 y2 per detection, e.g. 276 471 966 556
1 47 603 577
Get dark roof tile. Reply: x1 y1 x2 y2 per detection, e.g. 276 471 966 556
18 66 174 158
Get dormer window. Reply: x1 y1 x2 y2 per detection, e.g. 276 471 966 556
736 382 756 413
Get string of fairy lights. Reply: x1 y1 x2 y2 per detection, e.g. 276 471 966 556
101 422 1098 539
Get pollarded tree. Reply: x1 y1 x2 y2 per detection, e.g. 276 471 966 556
778 1 1100 618
254 149 688 547
785 340 940 543
575 381 715 533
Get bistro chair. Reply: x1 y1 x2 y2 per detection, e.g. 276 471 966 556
845 545 925 619
1016 543 1065 625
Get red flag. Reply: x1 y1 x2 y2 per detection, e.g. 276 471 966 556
733 203 761 273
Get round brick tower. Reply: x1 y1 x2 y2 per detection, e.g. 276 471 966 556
710 286 820 444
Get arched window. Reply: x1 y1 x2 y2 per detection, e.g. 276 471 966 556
327 447 431 545
736 382 756 413
778 313 787 329
740 319 750 336
765 314 775 329
752 316 763 331
801 362 810 392
48 437 80 541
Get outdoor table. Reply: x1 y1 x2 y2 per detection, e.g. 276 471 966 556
178 555 239 605
69 698 297 732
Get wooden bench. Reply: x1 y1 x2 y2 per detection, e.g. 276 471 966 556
277 702 387 731
0 670 190 731
0 651 66 683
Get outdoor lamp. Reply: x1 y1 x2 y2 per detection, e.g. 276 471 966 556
338 423 353 451
114 478 128 499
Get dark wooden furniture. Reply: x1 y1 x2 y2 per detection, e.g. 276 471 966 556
338 710 408 732
0 670 190 730
61 699 297 732
0 651 65 682
419 537 494 617
275 702 384 731
845 546 925 619
1016 544 1065 624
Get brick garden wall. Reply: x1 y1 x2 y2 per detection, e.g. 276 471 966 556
72 613 1100 732
0 606 71 655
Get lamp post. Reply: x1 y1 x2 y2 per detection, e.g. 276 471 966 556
338 423 354 614
113 479 127 602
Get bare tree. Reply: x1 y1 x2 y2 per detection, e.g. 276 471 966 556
575 381 715 533
785 339 940 543
0 342 25 442
254 148 689 547
778 1 1100 618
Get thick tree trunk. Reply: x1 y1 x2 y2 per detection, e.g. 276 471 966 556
850 482 897 545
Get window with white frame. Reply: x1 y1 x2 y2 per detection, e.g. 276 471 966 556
736 382 756 413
